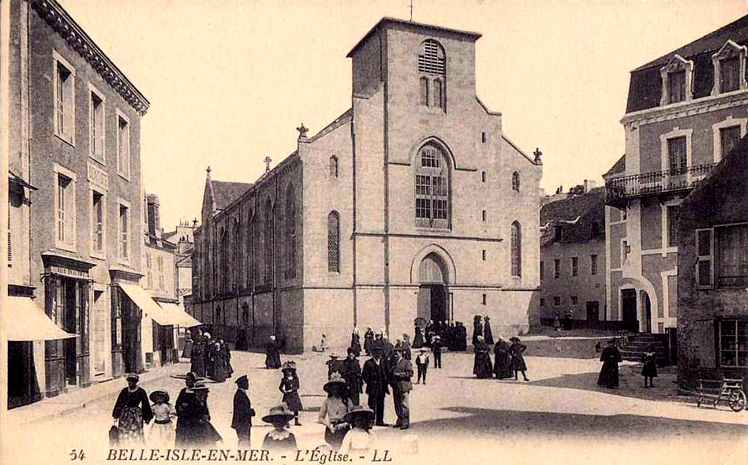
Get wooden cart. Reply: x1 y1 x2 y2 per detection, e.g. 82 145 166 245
696 378 747 412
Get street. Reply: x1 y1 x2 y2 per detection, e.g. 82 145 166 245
4 349 746 465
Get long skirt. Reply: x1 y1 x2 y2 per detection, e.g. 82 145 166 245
282 391 304 413
325 423 350 451
148 420 175 449
118 407 145 445
182 341 193 359
493 352 513 379
597 361 620 388
473 353 493 379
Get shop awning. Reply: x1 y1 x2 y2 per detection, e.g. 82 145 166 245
3 296 77 341
118 284 180 326
159 303 202 328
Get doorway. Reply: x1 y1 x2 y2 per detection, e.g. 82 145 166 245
621 289 638 333
63 280 78 386
417 252 449 323
586 301 599 323
640 291 652 333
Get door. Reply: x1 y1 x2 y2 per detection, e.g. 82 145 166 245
586 301 599 323
63 280 78 386
621 289 638 333
92 290 107 377
641 292 652 333
430 285 447 323
417 286 432 321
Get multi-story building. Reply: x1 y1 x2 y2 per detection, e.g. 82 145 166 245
677 137 747 389
4 0 151 408
604 15 748 334
190 17 543 353
163 219 196 302
536 184 606 327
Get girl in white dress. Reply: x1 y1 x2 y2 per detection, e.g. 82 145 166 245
148 390 175 448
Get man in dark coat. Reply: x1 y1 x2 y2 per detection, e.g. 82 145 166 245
342 348 363 405
231 375 255 449
175 372 197 447
351 328 362 357
362 347 389 426
363 327 375 356
265 336 282 369
597 339 622 389
389 348 414 429
432 335 443 369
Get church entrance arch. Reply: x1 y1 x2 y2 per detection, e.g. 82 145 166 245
417 253 449 323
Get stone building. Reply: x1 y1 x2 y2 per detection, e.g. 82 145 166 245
4 0 149 407
604 14 748 334
190 18 543 353
535 184 606 327
163 219 196 302
677 136 747 389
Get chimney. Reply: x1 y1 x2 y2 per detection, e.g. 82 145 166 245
146 193 161 238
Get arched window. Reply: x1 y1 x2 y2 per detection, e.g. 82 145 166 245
415 143 450 229
263 199 273 285
285 185 296 279
512 171 520 191
418 40 446 111
511 221 522 277
329 156 339 178
328 211 340 273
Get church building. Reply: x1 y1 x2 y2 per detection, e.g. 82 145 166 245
190 18 543 352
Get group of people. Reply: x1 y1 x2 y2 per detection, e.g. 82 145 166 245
473 335 529 381
597 339 658 389
410 320 468 352
186 332 234 382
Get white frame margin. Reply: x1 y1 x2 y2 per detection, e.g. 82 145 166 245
53 163 77 253
712 115 747 162
52 50 76 146
88 83 106 164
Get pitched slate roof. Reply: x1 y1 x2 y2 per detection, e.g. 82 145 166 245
626 14 748 113
540 187 605 246
604 155 626 178
212 181 253 210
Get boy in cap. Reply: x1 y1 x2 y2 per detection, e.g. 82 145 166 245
415 349 429 384
232 375 255 448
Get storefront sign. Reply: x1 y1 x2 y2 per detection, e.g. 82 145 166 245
87 161 109 190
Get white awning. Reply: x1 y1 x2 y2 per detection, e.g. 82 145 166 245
3 296 77 341
159 303 202 328
118 284 179 326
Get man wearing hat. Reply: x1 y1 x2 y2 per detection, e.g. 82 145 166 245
232 375 255 448
432 335 443 369
362 346 389 427
389 347 413 429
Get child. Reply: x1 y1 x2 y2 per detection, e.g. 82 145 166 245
415 349 429 384
148 390 175 449
340 405 376 455
509 336 529 381
279 361 303 426
261 405 298 454
641 345 658 388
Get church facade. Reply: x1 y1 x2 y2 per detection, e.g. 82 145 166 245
190 18 543 352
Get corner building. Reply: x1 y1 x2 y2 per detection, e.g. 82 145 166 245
191 18 543 352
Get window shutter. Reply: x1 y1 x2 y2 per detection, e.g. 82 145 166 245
696 228 714 288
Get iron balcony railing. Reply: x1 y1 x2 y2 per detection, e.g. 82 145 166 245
605 163 717 207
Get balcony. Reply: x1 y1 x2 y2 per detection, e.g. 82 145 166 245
605 163 717 207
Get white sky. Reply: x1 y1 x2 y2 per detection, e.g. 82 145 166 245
61 0 747 230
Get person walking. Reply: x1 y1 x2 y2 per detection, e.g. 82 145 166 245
641 345 658 388
472 336 493 379
191 381 222 447
389 347 413 429
190 336 207 378
279 361 303 426
597 339 622 389
415 349 429 384
363 327 374 356
175 372 198 447
342 348 363 406
211 340 228 383
231 375 255 449
318 374 351 451
509 337 529 381
112 374 153 446
261 405 298 454
400 334 412 361
147 390 175 449
265 335 282 369
432 335 443 369
493 336 513 379
362 347 389 427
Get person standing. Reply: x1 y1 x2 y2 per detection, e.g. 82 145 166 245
483 316 494 345
112 374 153 446
389 348 413 430
342 348 363 406
205 334 216 379
279 361 303 426
493 336 513 379
641 345 658 388
191 381 222 447
191 336 206 378
182 332 194 359
265 336 282 369
211 341 228 382
509 337 529 381
472 336 493 379
432 335 443 369
362 347 389 427
318 374 351 451
231 375 255 449
148 390 175 449
412 325 425 349
363 327 375 356
220 339 234 377
261 405 298 454
401 334 412 361
472 316 483 346
351 328 362 357
597 339 622 389
175 372 198 447
415 349 429 384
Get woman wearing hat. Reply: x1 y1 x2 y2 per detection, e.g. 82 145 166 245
318 374 351 451
597 339 622 389
473 335 493 379
339 405 376 455
262 405 298 453
192 381 222 447
148 390 175 448
493 336 513 379
509 337 529 381
176 372 198 447
265 336 282 369
279 361 303 426
112 374 154 445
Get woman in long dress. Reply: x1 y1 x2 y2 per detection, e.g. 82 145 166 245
412 326 425 349
265 336 282 369
318 374 351 451
483 316 494 345
191 338 206 377
350 329 362 357
175 373 197 447
192 382 222 447
112 374 153 446
279 361 303 426
363 328 374 356
472 316 483 346
211 342 228 383
147 390 175 448
597 339 622 389
509 337 529 381
181 332 194 359
472 336 493 379
493 336 513 379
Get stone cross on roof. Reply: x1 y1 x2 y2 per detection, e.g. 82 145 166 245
296 123 308 141
264 156 273 173
533 148 543 165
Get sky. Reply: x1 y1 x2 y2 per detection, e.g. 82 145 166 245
60 0 747 230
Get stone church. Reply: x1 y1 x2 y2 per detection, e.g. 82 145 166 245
190 18 543 352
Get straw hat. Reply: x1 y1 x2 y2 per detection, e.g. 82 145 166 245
343 405 375 424
262 404 295 424
323 373 347 393
149 390 169 403
192 380 210 391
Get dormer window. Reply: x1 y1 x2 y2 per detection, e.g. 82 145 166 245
660 55 693 106
712 40 747 96
418 40 446 111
